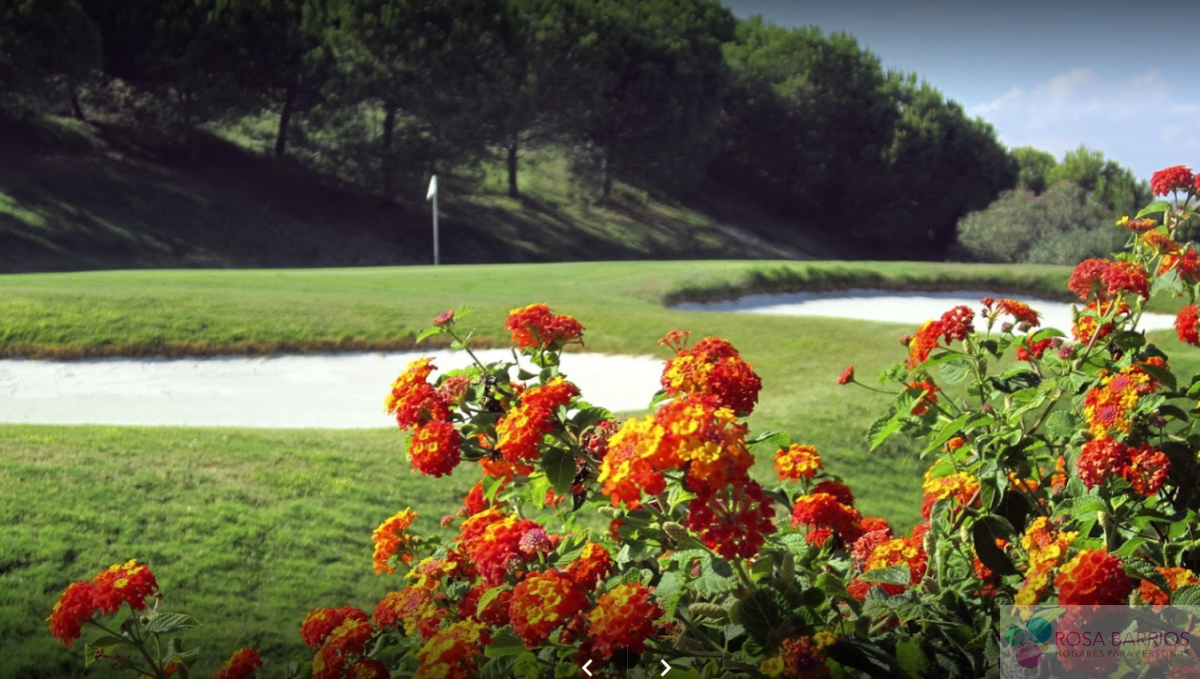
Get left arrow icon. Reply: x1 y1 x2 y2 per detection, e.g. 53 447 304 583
582 659 593 676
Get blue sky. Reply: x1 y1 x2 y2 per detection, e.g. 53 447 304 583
722 0 1200 183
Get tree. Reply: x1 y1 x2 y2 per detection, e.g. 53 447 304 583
565 0 737 197
713 18 897 219
329 0 514 200
0 0 100 116
485 0 598 198
1047 145 1150 218
868 74 1017 257
82 0 250 128
1012 146 1057 194
211 0 334 158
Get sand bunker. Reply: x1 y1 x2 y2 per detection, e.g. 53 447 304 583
3 291 1179 428
0 350 665 428
674 289 1179 334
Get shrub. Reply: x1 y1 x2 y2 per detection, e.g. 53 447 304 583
955 182 1123 265
46 167 1200 679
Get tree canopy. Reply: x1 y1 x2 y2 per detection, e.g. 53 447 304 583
1 2 1130 259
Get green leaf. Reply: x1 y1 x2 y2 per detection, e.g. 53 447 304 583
896 638 929 679
1063 495 1107 518
476 586 507 619
730 587 790 645
540 447 576 496
1152 268 1183 296
1172 585 1200 606
1029 327 1066 342
145 612 200 635
859 564 910 586
1112 330 1147 352
415 326 443 343
695 553 737 594
656 571 685 617
484 629 526 658
938 359 970 385
1124 556 1171 595
1137 362 1178 392
1042 410 1079 440
482 474 505 503
971 517 1019 576
868 413 906 452
480 655 518 679
512 651 541 679
927 414 970 451
828 638 901 677
1159 404 1190 421
1136 200 1171 218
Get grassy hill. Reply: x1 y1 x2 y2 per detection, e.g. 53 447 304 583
0 115 831 273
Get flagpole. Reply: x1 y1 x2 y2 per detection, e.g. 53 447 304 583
427 174 439 266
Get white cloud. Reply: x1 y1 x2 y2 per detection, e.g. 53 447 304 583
967 68 1200 180
1040 68 1098 101
970 68 1174 127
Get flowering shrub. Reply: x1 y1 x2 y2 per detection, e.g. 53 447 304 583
48 169 1200 677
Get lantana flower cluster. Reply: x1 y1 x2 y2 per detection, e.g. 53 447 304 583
50 164 1200 679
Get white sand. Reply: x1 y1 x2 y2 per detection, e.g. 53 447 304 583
2 291 1179 429
674 289 1179 333
0 350 666 428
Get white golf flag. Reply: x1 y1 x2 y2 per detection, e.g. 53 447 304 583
426 175 438 200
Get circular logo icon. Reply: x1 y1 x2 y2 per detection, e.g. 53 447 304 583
1004 616 1053 669
1014 642 1042 669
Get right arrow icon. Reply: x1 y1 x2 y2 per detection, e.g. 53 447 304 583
660 659 672 676
582 659 593 677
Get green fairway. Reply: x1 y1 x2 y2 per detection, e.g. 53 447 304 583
5 259 1198 677
0 259 1089 359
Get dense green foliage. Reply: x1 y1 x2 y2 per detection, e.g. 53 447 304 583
955 183 1125 265
712 20 1016 257
0 1 1040 261
960 146 1151 264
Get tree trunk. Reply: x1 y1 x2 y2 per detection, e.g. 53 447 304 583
506 138 519 198
69 91 86 121
274 82 297 158
381 104 397 202
602 147 615 198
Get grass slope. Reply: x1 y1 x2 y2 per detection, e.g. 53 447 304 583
0 115 815 274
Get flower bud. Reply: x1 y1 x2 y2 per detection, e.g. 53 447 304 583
1097 511 1115 534
597 506 621 519
662 522 690 543
689 603 727 619
780 552 795 582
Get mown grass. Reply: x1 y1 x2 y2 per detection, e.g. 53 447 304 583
5 259 1199 676
5 259 1164 359
0 426 477 679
